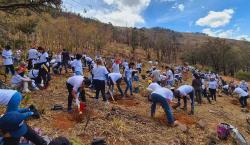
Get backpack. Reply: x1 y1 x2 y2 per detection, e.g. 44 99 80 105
217 123 231 140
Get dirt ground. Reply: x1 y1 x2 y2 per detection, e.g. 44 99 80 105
1 70 250 145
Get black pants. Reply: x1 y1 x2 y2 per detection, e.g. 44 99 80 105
239 96 249 108
195 88 202 104
61 61 68 73
3 125 47 145
38 63 50 87
209 88 216 101
93 79 107 101
28 59 34 70
66 83 86 110
4 65 15 75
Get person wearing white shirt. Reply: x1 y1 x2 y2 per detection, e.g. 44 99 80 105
2 45 15 75
108 73 123 96
208 78 218 101
147 82 162 92
150 87 175 125
84 56 94 70
37 47 50 88
112 62 120 73
239 80 248 92
92 59 109 103
174 85 195 115
66 74 86 112
233 87 249 108
165 66 174 87
0 89 29 112
27 47 38 70
11 69 33 93
136 62 142 73
150 67 161 84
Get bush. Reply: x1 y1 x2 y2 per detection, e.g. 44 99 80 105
235 71 250 81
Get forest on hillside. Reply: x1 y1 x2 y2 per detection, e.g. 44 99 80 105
0 0 250 77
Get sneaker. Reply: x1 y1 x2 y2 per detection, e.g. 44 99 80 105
23 89 31 93
94 99 99 104
34 87 39 91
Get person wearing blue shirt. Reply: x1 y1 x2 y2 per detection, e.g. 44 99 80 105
124 63 135 97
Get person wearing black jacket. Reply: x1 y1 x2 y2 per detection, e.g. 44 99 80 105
192 74 202 105
61 49 70 73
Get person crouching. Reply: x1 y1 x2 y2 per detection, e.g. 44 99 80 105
149 87 176 126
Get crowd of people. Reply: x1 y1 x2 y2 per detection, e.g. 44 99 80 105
0 44 249 144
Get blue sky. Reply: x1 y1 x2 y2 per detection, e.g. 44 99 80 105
63 0 250 41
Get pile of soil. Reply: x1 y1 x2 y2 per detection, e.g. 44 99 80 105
157 112 197 125
52 113 75 129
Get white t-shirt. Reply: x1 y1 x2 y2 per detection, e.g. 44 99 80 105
55 54 62 63
208 81 217 89
152 88 174 101
160 75 167 81
92 66 109 80
234 87 248 97
108 73 122 84
177 85 194 96
112 63 120 73
85 57 93 63
151 70 161 82
67 75 84 91
147 83 162 92
167 70 174 81
0 89 17 105
73 60 83 74
28 69 39 79
11 75 23 85
2 49 13 65
136 63 142 69
28 48 38 59
38 52 48 63
123 62 128 68
223 85 229 90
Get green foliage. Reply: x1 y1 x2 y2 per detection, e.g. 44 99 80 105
16 19 38 34
235 70 250 81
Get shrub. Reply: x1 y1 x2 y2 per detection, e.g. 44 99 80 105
235 71 250 81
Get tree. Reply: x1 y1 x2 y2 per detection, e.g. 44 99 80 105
0 0 62 12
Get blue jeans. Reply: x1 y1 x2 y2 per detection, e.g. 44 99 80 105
151 93 174 124
124 77 133 95
7 92 22 112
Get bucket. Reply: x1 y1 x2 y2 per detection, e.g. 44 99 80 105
78 102 86 114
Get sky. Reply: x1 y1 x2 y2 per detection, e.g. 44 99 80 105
63 0 250 41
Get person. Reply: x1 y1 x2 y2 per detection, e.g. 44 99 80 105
2 45 15 75
147 82 162 92
28 65 41 89
52 53 62 74
174 85 195 115
11 65 37 92
239 80 249 93
0 111 47 145
37 47 50 88
233 87 249 108
165 65 174 87
27 47 38 70
66 73 86 112
0 89 29 112
71 54 83 75
61 49 70 73
112 59 120 73
124 63 135 97
92 58 109 104
84 55 94 71
107 73 124 97
122 59 128 73
150 87 175 125
150 67 161 84
208 77 218 102
192 74 202 105
136 62 142 74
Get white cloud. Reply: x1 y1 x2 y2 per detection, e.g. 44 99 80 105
81 0 151 27
202 28 250 41
196 9 234 28
178 4 184 12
